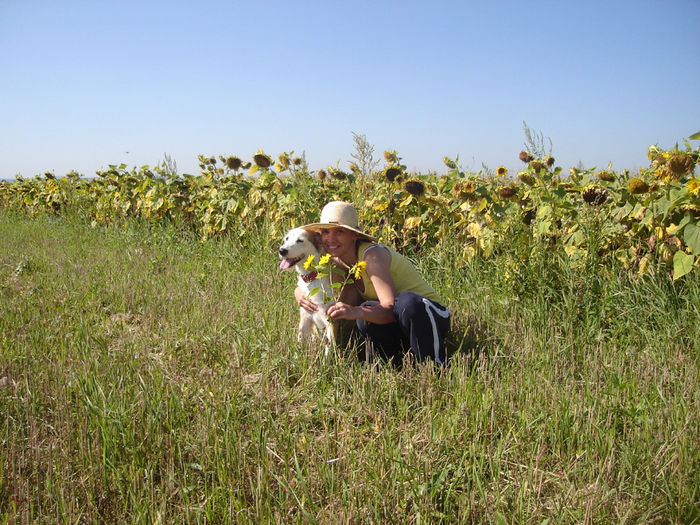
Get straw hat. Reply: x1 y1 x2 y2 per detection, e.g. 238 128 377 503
301 201 376 242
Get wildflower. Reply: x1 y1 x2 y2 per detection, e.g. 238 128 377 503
226 156 242 170
253 151 272 169
598 171 615 182
496 166 508 177
688 178 700 195
404 180 425 196
319 253 332 265
353 261 367 279
519 151 533 163
628 177 649 195
303 255 315 270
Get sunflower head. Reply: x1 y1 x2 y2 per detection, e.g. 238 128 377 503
582 185 608 206
519 150 534 163
404 180 425 196
253 151 273 169
497 186 517 200
597 170 615 182
329 168 347 180
545 156 555 168
529 161 545 174
496 166 508 177
384 150 398 164
667 153 695 176
443 156 457 169
226 156 242 171
293 157 303 166
318 169 327 181
278 153 290 169
688 178 700 195
384 165 403 182
518 171 536 186
628 177 650 195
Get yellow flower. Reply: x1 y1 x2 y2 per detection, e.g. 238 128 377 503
688 178 700 196
353 261 367 279
496 166 508 177
303 255 315 270
319 253 332 265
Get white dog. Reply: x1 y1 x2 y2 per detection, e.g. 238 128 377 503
278 228 336 351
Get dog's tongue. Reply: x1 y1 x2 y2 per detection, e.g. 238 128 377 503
279 259 292 270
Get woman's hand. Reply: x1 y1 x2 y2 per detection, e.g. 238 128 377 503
327 301 359 321
295 286 318 313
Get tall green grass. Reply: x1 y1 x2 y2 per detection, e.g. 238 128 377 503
1 211 698 523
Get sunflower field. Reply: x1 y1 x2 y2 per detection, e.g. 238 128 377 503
1 141 699 281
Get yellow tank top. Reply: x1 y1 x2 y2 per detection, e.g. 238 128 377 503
355 241 443 304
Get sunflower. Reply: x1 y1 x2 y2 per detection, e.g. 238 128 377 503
518 171 536 186
688 178 700 195
582 185 607 206
317 169 327 181
404 180 425 196
384 166 402 182
529 161 545 174
353 261 367 279
597 171 615 182
497 186 516 199
226 156 242 171
667 154 695 176
292 157 303 166
384 150 398 164
628 177 649 195
443 156 457 169
519 151 533 163
253 151 272 169
278 153 290 169
496 166 508 177
545 155 555 168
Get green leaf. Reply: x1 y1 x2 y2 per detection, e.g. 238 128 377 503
307 287 320 297
683 222 700 254
688 130 700 140
673 251 694 280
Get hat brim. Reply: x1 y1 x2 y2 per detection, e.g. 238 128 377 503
300 222 376 242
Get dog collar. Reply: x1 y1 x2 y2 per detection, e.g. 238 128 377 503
301 271 318 283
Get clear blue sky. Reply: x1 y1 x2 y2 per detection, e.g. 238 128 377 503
2 0 699 179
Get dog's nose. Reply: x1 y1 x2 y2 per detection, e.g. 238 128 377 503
279 248 288 256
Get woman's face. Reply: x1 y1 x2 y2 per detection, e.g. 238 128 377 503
320 227 359 262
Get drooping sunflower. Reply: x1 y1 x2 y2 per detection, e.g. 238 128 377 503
667 153 695 176
519 151 533 163
253 151 273 169
597 170 615 182
226 156 242 171
582 185 608 206
404 180 425 196
529 161 545 174
384 165 402 182
278 153 290 169
317 169 327 181
384 150 398 164
443 156 457 169
518 171 536 186
497 186 517 199
628 177 650 195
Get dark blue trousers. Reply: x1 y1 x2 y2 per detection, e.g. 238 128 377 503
356 291 450 365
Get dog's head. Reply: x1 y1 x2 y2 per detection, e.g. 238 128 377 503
278 228 322 270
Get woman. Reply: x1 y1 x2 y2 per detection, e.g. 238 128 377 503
295 201 450 365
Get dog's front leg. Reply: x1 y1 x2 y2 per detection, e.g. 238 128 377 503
297 310 315 343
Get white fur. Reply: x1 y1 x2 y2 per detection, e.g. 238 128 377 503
278 228 335 352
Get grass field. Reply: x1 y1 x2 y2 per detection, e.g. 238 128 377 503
1 211 698 523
